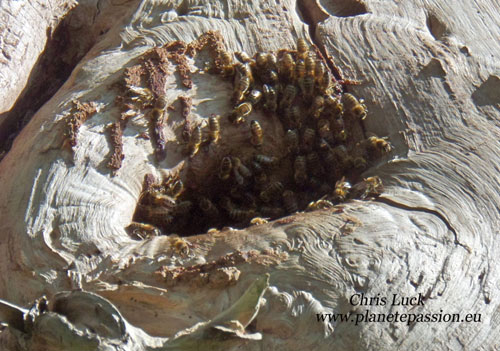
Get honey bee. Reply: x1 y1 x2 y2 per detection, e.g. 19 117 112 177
199 196 220 217
219 156 232 180
317 119 333 143
333 144 348 158
333 145 352 169
187 125 202 157
305 54 316 77
233 165 245 186
279 84 297 110
232 157 252 178
266 53 278 71
220 50 233 63
228 102 252 124
291 105 303 128
302 128 316 152
362 176 384 198
129 86 154 106
296 38 309 59
229 208 258 222
366 136 392 155
235 62 254 83
154 95 169 111
127 222 161 240
279 53 295 82
310 95 324 119
167 180 184 199
208 115 220 143
324 95 343 117
335 129 348 143
254 154 278 167
308 176 322 190
322 146 336 165
262 84 278 112
260 206 285 219
220 50 235 77
319 139 345 170
251 160 264 174
141 172 161 192
302 75 315 97
235 191 258 209
235 51 253 64
285 129 299 154
171 236 190 256
149 190 177 208
281 107 294 129
174 200 193 215
314 61 326 83
229 187 243 201
137 205 174 226
294 155 307 186
334 177 351 201
341 93 367 120
247 89 263 105
221 196 256 221
137 131 150 140
282 190 299 213
255 52 267 70
232 75 251 104
318 137 333 152
306 152 323 176
253 52 268 81
353 156 367 170
250 217 269 225
330 115 345 130
253 171 268 188
295 59 305 79
259 181 284 202
262 70 279 85
306 199 334 211
317 70 332 94
250 120 264 146
219 196 234 211
151 96 168 161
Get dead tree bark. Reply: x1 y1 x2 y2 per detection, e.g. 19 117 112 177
0 0 499 350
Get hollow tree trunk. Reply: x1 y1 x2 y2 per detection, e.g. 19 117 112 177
0 0 499 350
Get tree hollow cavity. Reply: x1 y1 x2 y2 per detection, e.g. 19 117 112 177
91 32 393 238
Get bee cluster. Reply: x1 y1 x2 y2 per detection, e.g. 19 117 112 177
129 36 392 238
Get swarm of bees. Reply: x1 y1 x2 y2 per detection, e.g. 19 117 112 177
128 35 392 238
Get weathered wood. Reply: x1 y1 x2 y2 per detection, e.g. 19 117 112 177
0 0 74 114
0 0 499 350
0 0 140 152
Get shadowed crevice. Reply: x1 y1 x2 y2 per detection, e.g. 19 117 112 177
375 197 471 253
296 0 330 25
0 2 122 159
426 12 448 41
318 0 368 18
472 75 500 109
419 58 447 79
176 0 189 16
296 0 342 82
0 19 77 157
